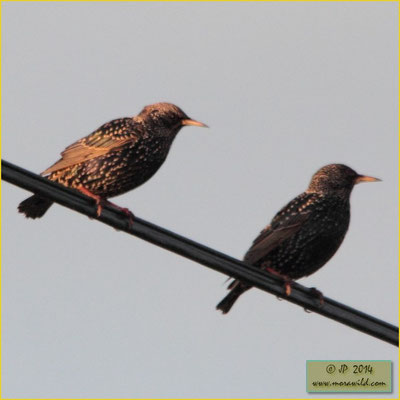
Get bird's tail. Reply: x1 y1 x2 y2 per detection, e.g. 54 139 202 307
216 282 249 314
18 194 53 219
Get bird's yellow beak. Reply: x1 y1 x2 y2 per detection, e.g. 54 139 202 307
181 119 208 128
355 175 382 184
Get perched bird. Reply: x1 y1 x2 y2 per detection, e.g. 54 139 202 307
217 164 380 314
18 102 207 219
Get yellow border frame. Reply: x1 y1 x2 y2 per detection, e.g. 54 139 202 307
0 1 398 400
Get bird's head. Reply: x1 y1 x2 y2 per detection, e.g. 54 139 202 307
307 164 381 196
138 102 207 135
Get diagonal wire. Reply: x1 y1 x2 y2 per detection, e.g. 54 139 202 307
2 159 398 347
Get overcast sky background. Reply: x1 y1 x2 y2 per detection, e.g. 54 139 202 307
2 2 398 399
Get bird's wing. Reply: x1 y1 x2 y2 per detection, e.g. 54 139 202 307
244 194 315 265
42 118 139 175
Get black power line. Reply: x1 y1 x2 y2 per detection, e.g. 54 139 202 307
2 159 398 347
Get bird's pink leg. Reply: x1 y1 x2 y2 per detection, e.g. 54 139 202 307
78 186 104 217
77 186 135 227
266 267 293 296
102 199 135 228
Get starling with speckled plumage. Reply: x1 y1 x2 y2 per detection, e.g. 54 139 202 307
18 102 207 219
217 164 380 314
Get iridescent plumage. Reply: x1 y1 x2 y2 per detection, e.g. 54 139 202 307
18 102 207 218
217 164 380 314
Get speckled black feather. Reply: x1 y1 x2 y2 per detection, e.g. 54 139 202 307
18 103 204 218
217 164 378 314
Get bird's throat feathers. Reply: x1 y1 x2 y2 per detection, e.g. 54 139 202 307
133 116 182 139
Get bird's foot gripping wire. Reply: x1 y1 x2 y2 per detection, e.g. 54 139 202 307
78 186 135 228
266 267 293 297
78 186 104 216
303 287 324 313
104 200 135 228
309 287 324 307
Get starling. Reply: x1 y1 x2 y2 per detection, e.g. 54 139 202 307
216 164 380 314
18 102 207 219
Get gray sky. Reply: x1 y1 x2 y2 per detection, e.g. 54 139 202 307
2 2 398 398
